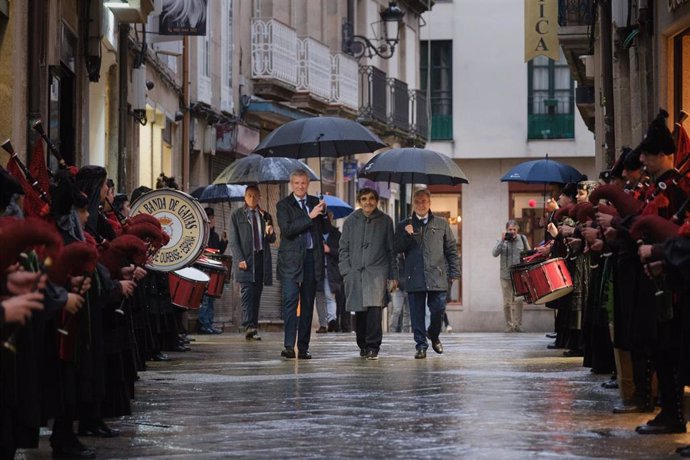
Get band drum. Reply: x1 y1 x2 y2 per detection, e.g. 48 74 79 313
509 262 535 302
203 249 232 283
194 256 227 298
524 258 573 304
168 267 210 309
130 189 210 272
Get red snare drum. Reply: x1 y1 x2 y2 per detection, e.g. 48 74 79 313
204 250 232 283
194 256 227 298
168 267 210 309
509 262 535 302
524 258 573 304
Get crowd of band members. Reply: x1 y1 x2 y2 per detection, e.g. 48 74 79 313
5 107 690 457
530 109 690 455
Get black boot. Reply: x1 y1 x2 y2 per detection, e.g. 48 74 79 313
636 364 686 434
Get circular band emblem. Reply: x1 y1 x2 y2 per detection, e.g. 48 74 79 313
130 189 209 272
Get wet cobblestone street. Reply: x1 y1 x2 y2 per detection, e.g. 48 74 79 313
18 332 690 459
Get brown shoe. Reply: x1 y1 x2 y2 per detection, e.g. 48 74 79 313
315 326 328 333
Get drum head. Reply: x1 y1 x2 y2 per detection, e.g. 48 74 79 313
195 256 226 270
130 189 210 272
173 267 211 282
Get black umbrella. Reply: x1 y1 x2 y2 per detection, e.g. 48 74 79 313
190 184 247 203
212 154 319 185
253 117 387 158
358 148 470 185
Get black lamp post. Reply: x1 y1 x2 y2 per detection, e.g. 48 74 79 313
342 1 405 60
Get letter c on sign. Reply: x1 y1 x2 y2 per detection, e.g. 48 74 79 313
536 18 549 35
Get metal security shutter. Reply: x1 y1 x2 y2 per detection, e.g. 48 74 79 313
259 247 282 323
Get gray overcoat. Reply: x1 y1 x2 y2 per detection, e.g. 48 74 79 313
339 208 394 312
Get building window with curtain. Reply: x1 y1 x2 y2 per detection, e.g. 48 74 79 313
527 50 574 139
420 40 453 140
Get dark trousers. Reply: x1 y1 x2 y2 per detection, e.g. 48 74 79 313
240 251 264 329
355 307 383 352
408 291 447 350
282 250 316 353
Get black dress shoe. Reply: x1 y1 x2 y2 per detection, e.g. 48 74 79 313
298 351 312 360
677 445 690 457
281 347 296 359
612 402 654 414
601 378 619 389
545 332 557 339
563 349 584 357
79 420 120 438
414 349 427 359
151 352 170 362
359 348 366 358
327 320 338 332
366 350 379 360
635 423 686 434
52 441 97 459
431 340 443 354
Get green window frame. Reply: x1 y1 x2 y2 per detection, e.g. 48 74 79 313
527 51 574 140
421 40 453 140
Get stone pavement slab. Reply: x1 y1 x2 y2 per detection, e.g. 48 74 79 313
17 332 690 459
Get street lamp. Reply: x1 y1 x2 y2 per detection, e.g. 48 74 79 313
342 1 405 60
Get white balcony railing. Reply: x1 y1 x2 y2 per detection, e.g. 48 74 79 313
250 18 359 111
251 18 298 87
297 38 332 101
331 54 358 110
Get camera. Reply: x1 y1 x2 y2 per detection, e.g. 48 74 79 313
504 233 515 241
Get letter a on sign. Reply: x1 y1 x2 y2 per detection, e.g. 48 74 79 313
525 0 560 62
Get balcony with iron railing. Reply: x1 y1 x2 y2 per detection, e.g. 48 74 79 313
558 0 594 83
388 78 409 132
558 0 594 27
527 95 575 140
409 89 429 140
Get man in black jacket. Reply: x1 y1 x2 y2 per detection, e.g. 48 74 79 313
276 170 326 359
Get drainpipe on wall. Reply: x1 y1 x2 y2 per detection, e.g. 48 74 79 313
182 36 190 192
601 0 616 167
117 23 129 193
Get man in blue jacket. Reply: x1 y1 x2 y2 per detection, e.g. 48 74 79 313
394 189 460 359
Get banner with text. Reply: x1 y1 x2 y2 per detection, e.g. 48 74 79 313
525 0 560 62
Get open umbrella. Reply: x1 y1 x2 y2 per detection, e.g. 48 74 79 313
212 154 319 185
500 157 584 184
253 116 386 158
190 184 247 203
322 195 353 219
358 147 469 185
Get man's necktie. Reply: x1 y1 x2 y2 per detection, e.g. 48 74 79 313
300 199 314 249
251 210 261 252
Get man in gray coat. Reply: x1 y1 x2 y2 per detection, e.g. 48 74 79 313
394 189 460 359
339 187 394 360
228 185 276 340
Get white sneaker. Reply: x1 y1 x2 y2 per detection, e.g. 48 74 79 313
446 325 453 333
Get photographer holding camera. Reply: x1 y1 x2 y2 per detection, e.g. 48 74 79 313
492 220 530 332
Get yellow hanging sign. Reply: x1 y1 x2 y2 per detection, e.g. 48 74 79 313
525 0 560 62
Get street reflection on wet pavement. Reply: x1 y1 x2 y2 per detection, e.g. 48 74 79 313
19 332 690 458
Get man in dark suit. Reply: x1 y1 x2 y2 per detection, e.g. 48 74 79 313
276 169 326 359
228 185 276 340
